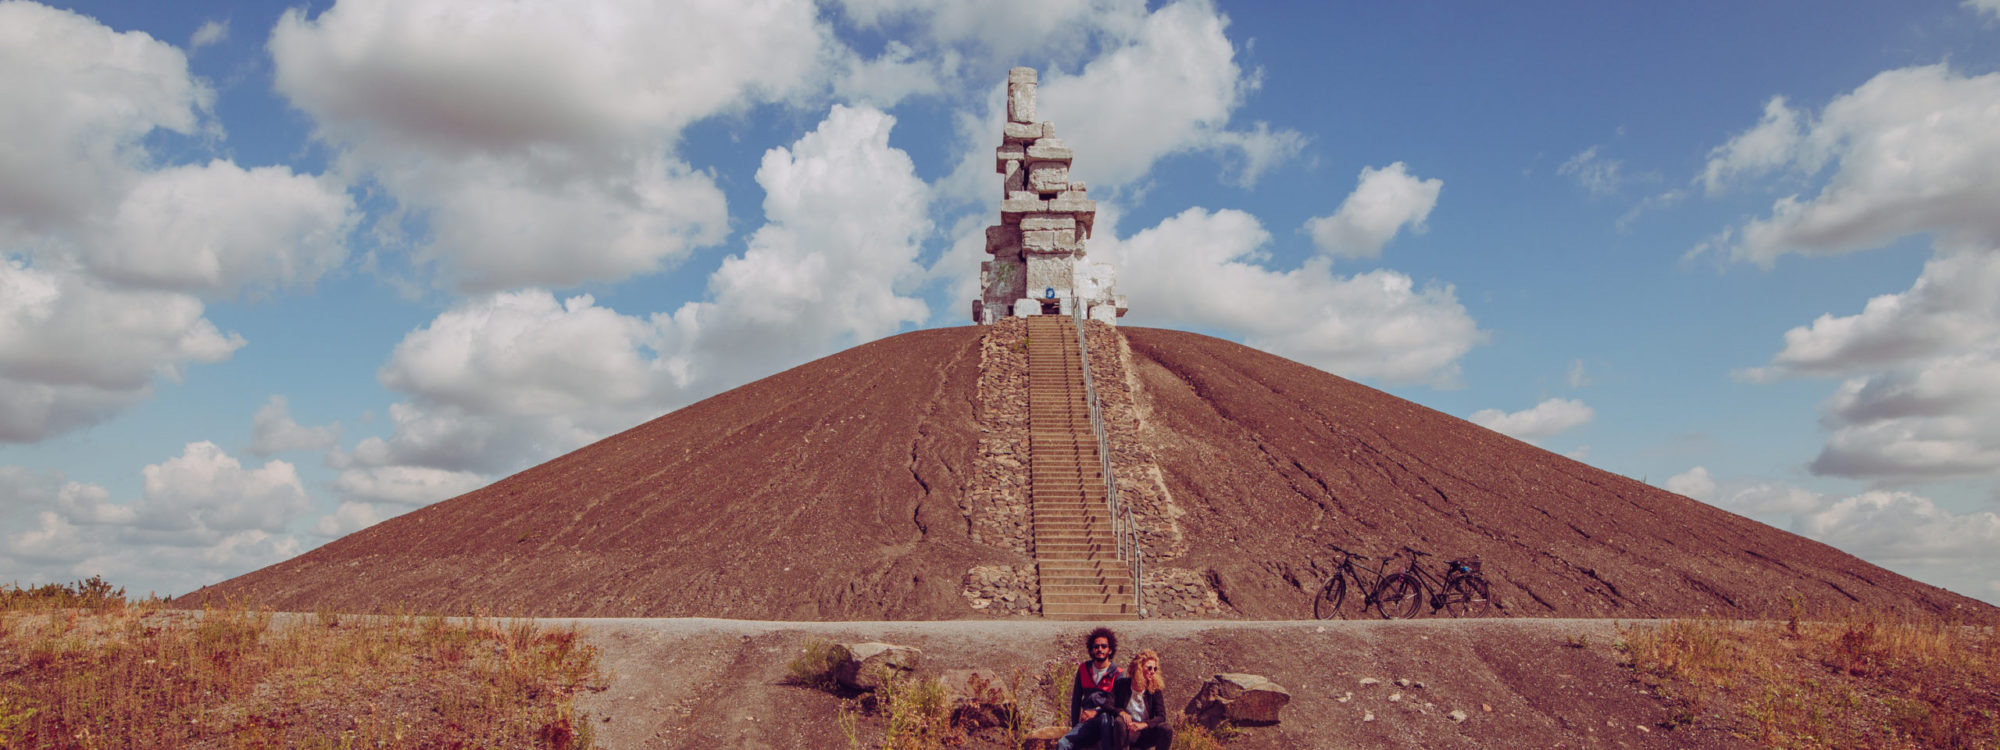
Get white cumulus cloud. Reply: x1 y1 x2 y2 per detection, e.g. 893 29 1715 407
268 0 836 292
1740 253 2000 481
249 396 341 456
1803 490 2000 573
331 465 488 507
341 104 934 492
1657 469 1999 603
835 0 1146 65
189 19 227 49
1712 66 2000 485
1 3 355 296
1664 466 1717 501
1033 0 1303 189
0 4 352 443
0 261 244 442
1305 162 1442 260
1698 65 2000 264
83 161 355 296
1099 207 1484 386
1468 398 1595 442
1698 96 1805 196
310 501 384 538
0 444 314 597
139 442 311 533
0 2 209 233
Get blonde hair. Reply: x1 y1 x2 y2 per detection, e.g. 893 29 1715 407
1126 649 1164 694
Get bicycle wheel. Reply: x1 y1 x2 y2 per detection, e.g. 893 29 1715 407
1373 574 1422 619
1441 576 1491 618
1313 576 1346 620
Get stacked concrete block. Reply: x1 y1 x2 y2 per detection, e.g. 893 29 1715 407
973 67 1128 325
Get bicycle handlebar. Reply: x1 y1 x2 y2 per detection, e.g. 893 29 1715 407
1402 546 1432 557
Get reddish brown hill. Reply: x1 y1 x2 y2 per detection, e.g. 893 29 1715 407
196 326 1995 621
1114 328 1989 621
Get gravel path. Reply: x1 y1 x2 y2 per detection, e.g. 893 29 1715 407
562 616 1750 750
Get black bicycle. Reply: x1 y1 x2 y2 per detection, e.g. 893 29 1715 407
1374 547 1492 619
1312 545 1402 619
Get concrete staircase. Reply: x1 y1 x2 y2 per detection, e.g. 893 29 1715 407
1026 316 1136 620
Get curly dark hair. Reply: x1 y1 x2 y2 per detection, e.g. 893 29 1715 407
1084 627 1118 657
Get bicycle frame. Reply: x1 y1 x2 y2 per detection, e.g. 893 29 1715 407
1379 547 1488 618
1315 546 1400 618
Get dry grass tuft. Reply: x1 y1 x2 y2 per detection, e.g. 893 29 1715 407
1621 611 2000 748
1169 712 1239 750
0 578 604 748
877 672 957 750
785 638 844 692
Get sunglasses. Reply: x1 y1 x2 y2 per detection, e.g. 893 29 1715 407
1090 642 1113 651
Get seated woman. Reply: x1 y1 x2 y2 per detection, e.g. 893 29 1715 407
1113 649 1173 750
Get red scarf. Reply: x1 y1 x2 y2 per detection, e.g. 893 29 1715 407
1078 660 1120 693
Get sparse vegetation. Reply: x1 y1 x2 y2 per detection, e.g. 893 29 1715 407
1621 612 2000 748
1169 712 1238 750
877 671 956 749
1045 658 1073 725
837 698 865 749
786 637 845 691
1 575 134 612
0 578 604 748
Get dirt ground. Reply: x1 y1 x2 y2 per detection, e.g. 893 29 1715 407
564 616 1751 750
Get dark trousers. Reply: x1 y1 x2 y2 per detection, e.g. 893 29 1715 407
1129 725 1173 750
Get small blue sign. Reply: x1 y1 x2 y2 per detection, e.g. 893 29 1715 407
1044 287 1056 300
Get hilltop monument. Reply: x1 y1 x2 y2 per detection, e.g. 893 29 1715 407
972 67 1128 324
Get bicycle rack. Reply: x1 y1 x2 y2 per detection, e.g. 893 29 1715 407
1070 302 1144 618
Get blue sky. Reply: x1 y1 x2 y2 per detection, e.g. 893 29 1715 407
4 0 1998 604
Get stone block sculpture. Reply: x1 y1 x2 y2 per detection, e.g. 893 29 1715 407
972 67 1129 325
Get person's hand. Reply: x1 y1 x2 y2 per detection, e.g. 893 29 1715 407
1079 708 1097 722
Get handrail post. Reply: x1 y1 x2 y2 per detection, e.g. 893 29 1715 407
1070 302 1144 617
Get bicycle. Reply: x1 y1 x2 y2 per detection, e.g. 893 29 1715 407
1374 547 1492 619
1312 545 1402 620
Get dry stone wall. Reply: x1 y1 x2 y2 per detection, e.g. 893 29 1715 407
1083 321 1229 618
960 564 1040 616
961 319 1040 615
969 318 1031 554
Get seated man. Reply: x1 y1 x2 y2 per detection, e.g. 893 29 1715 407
1058 627 1125 750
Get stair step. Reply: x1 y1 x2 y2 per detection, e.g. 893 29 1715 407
1036 544 1119 553
1043 584 1132 595
1037 562 1126 573
1040 579 1126 589
1035 553 1124 563
1034 552 1123 562
1034 527 1115 536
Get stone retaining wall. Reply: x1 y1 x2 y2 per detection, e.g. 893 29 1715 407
1083 321 1229 618
962 320 1039 615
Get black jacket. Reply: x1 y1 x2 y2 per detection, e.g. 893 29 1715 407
1068 661 1124 726
1110 676 1169 731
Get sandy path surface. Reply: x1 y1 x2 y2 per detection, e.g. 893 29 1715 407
561 617 1750 750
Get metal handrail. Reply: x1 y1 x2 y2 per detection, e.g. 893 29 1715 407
1069 301 1145 617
